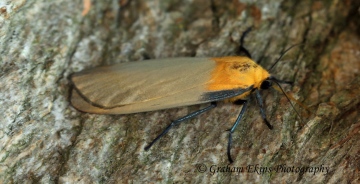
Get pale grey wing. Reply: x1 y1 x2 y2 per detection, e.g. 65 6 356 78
71 84 252 114
71 57 217 114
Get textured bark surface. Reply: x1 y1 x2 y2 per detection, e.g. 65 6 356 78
1 0 359 183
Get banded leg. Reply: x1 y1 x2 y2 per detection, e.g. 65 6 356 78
227 100 248 163
255 90 273 129
237 27 253 58
145 102 217 150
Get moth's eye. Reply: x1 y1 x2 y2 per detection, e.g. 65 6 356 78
260 80 272 89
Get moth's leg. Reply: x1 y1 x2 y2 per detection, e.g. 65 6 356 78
144 102 217 150
227 99 249 163
237 27 253 58
255 90 273 129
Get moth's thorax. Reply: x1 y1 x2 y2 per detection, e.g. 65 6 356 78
208 56 270 91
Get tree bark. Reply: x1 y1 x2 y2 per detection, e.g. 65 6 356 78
1 0 359 183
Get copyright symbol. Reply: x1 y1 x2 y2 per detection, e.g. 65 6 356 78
196 164 207 173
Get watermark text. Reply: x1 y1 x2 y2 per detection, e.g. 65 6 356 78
195 164 329 175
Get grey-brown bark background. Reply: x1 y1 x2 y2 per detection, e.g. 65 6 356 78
1 0 359 183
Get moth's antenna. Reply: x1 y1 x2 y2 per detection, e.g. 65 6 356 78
272 79 306 126
269 43 303 71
